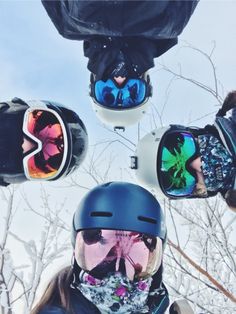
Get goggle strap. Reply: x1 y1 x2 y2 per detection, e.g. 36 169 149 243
24 100 48 109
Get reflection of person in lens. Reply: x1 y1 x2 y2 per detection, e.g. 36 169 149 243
31 182 193 314
127 82 138 106
82 230 156 280
102 86 115 107
164 133 185 155
161 133 192 192
167 132 207 196
32 111 64 173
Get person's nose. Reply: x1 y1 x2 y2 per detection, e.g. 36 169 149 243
113 76 126 85
190 156 202 173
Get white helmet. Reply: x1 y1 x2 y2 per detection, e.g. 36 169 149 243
89 72 152 130
131 125 202 199
131 127 170 194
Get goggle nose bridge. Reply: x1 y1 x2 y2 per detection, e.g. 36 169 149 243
23 127 43 159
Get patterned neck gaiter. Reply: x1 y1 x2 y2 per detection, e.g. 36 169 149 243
198 134 235 192
72 271 152 314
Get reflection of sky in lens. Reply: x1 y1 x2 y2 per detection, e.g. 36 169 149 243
75 230 162 281
161 132 197 196
95 79 146 107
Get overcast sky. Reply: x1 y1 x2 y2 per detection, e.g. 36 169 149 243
0 1 236 311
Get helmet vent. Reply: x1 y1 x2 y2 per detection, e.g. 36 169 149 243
138 216 157 225
90 211 113 217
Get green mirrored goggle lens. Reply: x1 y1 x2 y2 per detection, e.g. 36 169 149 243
159 132 197 197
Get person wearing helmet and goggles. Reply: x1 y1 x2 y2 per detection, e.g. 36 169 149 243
89 71 152 129
0 97 88 186
42 0 198 128
132 91 236 212
31 182 194 314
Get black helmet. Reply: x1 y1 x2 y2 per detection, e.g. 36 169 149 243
71 181 166 247
46 101 88 178
0 98 88 185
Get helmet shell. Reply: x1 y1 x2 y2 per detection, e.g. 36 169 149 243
91 99 149 129
134 127 170 193
71 181 166 247
46 101 88 178
134 125 206 198
0 98 88 185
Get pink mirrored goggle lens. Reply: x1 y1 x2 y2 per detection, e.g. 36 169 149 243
74 229 162 281
24 110 65 179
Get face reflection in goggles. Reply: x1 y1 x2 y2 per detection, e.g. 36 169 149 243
94 79 147 108
22 108 68 180
75 229 162 281
159 132 198 197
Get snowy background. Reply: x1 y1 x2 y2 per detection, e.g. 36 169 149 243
0 1 236 313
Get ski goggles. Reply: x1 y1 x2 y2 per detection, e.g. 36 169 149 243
22 106 68 180
158 131 199 197
75 229 162 281
92 78 148 109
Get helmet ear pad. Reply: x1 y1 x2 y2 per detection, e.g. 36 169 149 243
146 74 153 97
142 72 152 98
89 73 95 97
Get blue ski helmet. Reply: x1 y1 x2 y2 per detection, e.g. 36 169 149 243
71 181 166 247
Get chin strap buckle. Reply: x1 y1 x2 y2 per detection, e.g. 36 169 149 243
114 126 125 132
130 156 138 169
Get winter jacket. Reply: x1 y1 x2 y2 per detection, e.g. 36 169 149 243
38 308 66 314
38 287 169 314
38 289 101 314
42 0 198 78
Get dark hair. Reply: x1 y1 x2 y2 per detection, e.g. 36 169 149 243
224 190 236 212
31 266 75 314
216 90 236 117
33 110 58 133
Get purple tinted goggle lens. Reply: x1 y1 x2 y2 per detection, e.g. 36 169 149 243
74 229 162 281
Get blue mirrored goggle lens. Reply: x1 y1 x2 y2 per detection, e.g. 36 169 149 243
94 79 146 108
159 132 197 197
